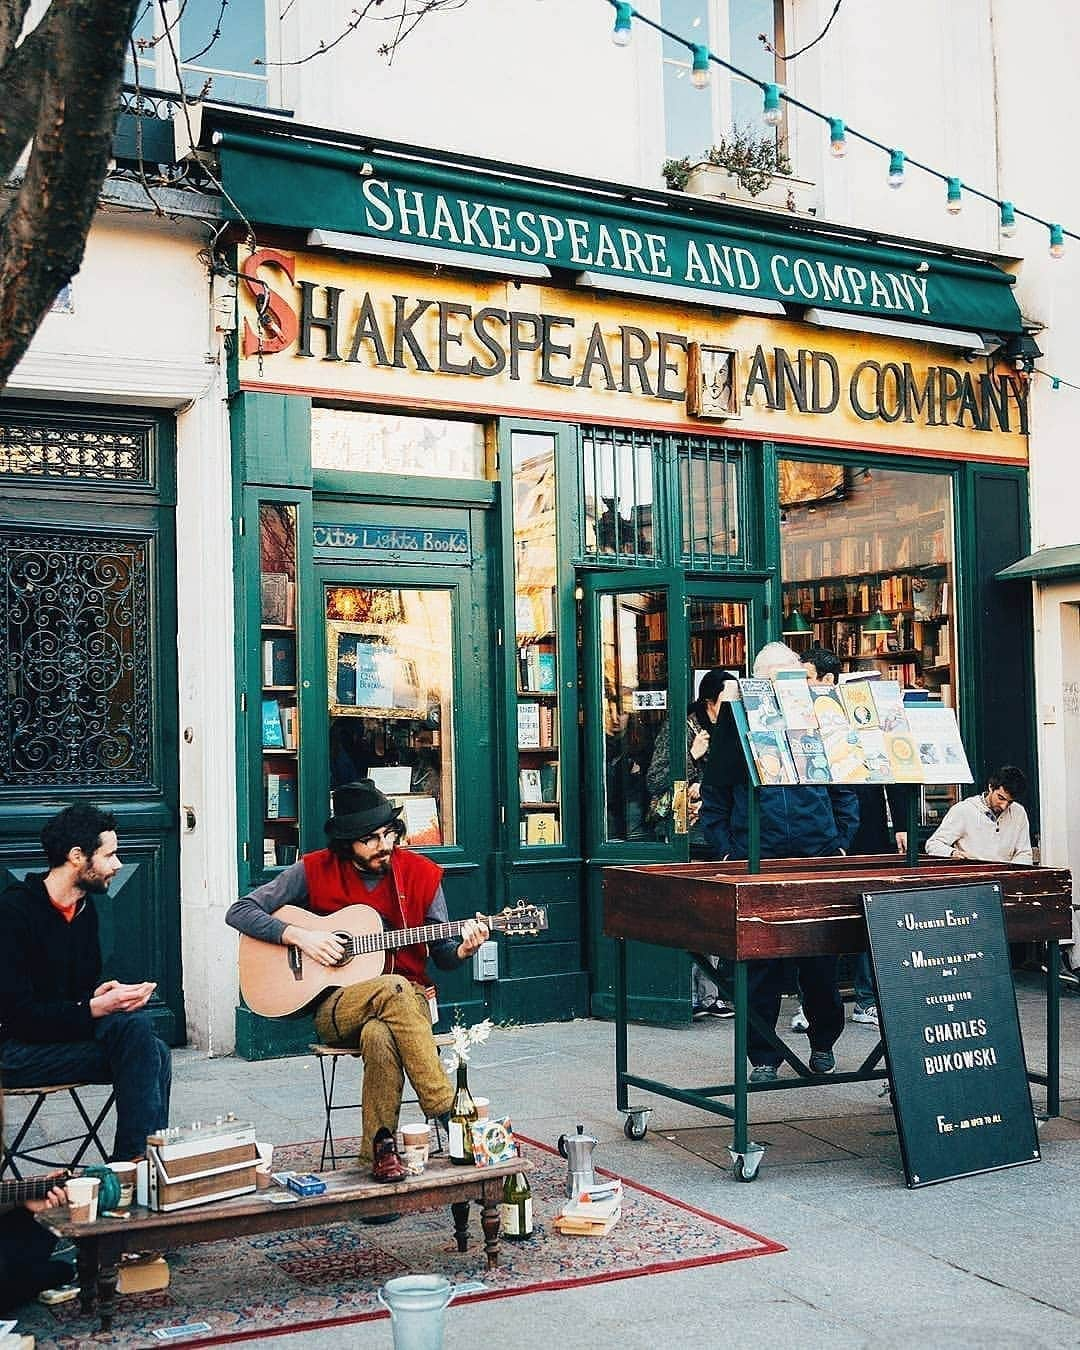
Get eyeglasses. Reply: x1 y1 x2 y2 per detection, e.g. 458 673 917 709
357 826 399 849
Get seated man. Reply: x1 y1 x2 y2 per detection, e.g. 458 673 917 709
226 780 489 1177
699 642 860 1082
925 765 1033 864
0 805 172 1162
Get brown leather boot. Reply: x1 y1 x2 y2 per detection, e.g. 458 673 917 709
370 1127 407 1183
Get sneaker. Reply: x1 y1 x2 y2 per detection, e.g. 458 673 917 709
809 1049 835 1075
749 1064 779 1084
694 999 734 1020
790 1005 809 1033
852 1004 879 1026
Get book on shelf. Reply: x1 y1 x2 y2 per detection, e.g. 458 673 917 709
518 643 557 693
262 635 296 687
263 837 277 867
260 571 289 625
869 680 909 733
786 730 832 783
539 761 559 803
912 576 941 620
262 698 285 748
525 811 559 845
276 843 299 866
772 670 816 730
353 640 396 710
519 768 543 804
904 705 973 784
265 771 297 819
280 702 298 749
517 701 541 749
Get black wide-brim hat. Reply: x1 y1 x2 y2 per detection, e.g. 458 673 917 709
324 779 404 841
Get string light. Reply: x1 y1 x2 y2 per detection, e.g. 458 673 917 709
829 117 846 158
1049 223 1065 259
612 2 632 46
946 177 962 215
690 44 710 90
887 149 905 189
1000 201 1017 238
762 82 783 126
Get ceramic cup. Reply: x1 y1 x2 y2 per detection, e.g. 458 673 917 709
473 1097 490 1121
109 1162 137 1209
66 1176 100 1223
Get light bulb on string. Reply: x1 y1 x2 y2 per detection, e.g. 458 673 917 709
829 118 846 158
762 83 783 127
1000 201 1017 239
946 177 962 215
887 149 905 189
690 45 710 90
1050 223 1065 259
612 2 633 46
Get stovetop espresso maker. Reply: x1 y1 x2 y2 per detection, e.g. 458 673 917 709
557 1123 598 1198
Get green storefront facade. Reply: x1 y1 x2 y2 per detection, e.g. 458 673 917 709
209 112 1037 1057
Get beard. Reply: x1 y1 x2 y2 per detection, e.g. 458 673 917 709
354 851 393 876
78 873 111 894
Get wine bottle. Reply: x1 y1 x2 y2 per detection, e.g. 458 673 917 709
500 1170 533 1239
448 1060 478 1165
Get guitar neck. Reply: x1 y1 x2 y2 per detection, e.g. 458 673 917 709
348 914 496 959
0 1174 61 1205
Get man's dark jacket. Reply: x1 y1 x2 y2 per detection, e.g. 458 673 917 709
0 874 100 1043
700 782 860 861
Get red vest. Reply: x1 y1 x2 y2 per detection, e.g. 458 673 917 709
301 847 444 986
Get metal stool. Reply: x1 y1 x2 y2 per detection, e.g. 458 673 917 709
1 1082 116 1178
311 1034 454 1170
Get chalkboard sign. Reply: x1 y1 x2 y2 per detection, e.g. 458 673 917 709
864 881 1039 1188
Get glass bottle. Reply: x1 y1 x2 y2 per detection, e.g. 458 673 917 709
500 1171 533 1239
448 1060 478 1165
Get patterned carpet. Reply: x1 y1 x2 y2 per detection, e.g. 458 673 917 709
24 1136 784 1348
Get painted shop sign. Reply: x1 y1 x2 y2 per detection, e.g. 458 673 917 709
217 135 1022 335
864 881 1039 1188
313 522 470 564
236 252 1029 463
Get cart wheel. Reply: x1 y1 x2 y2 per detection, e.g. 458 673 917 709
734 1154 760 1182
623 1110 649 1141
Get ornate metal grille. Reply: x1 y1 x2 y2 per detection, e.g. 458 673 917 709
0 532 153 786
0 416 150 482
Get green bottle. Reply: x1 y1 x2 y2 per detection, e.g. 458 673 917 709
500 1171 533 1239
448 1061 477 1165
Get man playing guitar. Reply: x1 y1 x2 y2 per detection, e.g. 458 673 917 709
226 781 489 1180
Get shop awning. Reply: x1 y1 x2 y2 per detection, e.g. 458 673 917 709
996 544 1080 582
208 118 1024 339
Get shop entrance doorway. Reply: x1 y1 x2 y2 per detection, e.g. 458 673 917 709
581 571 766 1021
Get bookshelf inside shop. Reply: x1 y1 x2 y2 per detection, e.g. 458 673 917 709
516 588 561 846
259 503 300 870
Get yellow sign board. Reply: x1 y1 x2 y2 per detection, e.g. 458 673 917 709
236 249 1028 464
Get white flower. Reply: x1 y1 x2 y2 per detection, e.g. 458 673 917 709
446 1017 495 1065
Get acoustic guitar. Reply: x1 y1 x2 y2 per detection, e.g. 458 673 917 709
238 901 548 1017
0 1170 72 1205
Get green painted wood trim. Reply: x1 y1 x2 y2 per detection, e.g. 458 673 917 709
231 392 313 488
491 972 590 1024
313 468 496 506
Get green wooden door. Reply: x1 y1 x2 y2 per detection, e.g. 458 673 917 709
0 404 183 1044
584 570 766 1023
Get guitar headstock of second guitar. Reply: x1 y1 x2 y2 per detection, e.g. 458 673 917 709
490 900 548 936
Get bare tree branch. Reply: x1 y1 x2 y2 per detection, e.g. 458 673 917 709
0 0 33 65
261 0 470 68
0 0 142 389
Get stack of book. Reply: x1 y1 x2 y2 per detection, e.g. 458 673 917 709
553 1179 622 1237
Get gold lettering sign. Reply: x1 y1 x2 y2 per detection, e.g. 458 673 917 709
236 250 1027 464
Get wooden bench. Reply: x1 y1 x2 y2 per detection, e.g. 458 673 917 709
37 1154 531 1333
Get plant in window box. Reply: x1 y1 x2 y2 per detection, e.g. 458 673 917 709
666 128 814 214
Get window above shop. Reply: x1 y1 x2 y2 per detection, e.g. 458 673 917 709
581 427 659 564
126 0 272 107
311 409 489 481
661 0 786 163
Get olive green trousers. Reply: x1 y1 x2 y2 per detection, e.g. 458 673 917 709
314 974 455 1166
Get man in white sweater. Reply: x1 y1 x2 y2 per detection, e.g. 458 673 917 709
925 765 1033 865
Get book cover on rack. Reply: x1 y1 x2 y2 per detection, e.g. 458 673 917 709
839 680 880 729
904 705 974 783
738 678 785 735
821 725 870 783
772 670 817 730
747 730 798 785
856 729 892 782
808 683 848 731
869 680 909 733
884 730 923 781
786 730 832 783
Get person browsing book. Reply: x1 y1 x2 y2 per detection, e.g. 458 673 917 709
924 765 1033 864
699 643 859 1082
226 780 489 1181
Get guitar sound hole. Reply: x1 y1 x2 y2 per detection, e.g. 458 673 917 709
332 933 353 967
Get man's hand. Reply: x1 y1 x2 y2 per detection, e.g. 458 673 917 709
456 915 490 961
951 844 971 860
25 1174 68 1214
282 925 345 967
90 982 156 1018
689 728 711 761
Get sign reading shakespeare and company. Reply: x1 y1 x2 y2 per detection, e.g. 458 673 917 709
235 251 1029 463
864 882 1039 1188
217 133 1024 336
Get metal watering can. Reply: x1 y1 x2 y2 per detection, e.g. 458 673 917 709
557 1123 598 1198
377 1275 456 1350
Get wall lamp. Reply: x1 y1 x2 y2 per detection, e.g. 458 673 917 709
1001 332 1043 373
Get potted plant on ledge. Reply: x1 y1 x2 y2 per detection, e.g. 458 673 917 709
664 126 814 214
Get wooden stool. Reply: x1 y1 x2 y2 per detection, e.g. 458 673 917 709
1 1082 116 1179
311 1034 455 1170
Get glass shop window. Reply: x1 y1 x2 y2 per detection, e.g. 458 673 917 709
311 409 488 481
581 426 659 563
